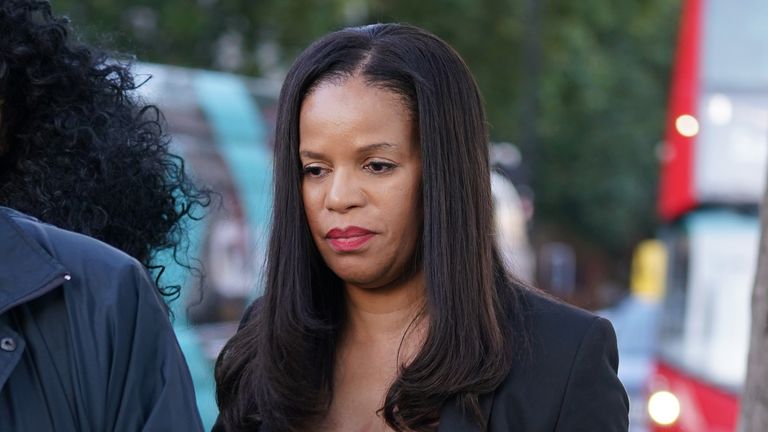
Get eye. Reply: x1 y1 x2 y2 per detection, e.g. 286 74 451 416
302 165 328 178
364 160 397 174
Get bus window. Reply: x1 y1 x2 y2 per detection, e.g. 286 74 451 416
657 210 759 390
657 224 689 365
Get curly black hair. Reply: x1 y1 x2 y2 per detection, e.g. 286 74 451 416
0 0 209 298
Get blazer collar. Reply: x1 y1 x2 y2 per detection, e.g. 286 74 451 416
0 207 69 315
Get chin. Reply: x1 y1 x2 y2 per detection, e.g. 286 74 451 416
331 270 377 288
321 254 374 281
327 264 388 290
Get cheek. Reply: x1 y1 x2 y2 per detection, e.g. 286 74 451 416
385 180 422 236
301 185 324 232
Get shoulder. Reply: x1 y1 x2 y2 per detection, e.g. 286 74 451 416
486 288 627 430
511 287 619 376
2 207 164 315
516 288 608 351
5 207 142 273
511 288 618 388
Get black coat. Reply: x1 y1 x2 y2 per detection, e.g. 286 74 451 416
439 290 629 431
0 207 203 431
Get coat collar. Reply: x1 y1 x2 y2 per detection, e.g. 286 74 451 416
0 207 70 315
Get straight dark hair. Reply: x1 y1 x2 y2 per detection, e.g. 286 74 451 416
215 23 525 431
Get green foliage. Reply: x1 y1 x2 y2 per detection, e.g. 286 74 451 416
51 0 680 258
369 0 525 147
536 0 679 254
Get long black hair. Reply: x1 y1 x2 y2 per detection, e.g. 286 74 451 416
0 0 208 297
215 23 524 431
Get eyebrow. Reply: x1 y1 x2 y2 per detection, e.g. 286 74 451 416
299 142 399 159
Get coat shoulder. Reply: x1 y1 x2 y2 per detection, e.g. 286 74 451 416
487 288 627 431
6 208 143 274
517 288 602 351
2 207 165 319
508 288 608 393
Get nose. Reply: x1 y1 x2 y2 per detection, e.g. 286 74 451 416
325 169 365 213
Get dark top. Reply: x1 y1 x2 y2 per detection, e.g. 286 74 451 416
0 207 203 431
217 288 629 431
439 290 629 431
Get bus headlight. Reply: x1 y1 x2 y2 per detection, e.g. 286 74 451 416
648 390 681 425
675 114 699 137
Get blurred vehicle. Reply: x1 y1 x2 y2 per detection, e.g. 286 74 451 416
491 142 536 283
132 63 536 428
492 170 535 283
133 63 280 429
647 0 768 430
598 240 666 432
651 211 758 431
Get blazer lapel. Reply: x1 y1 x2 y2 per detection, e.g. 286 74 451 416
437 392 493 432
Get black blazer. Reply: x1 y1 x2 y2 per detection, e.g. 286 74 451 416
218 289 629 431
439 290 629 431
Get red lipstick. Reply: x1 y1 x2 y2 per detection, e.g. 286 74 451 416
325 226 375 252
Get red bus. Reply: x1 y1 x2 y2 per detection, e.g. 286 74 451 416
649 0 768 430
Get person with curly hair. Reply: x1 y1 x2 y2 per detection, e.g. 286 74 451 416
0 0 205 429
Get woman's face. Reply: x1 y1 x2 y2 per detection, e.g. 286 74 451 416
299 75 422 290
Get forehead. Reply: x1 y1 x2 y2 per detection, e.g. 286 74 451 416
301 76 410 118
298 76 417 152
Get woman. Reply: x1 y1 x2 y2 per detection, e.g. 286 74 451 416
0 0 205 429
215 23 628 431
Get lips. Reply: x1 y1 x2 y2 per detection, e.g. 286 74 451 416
325 226 375 252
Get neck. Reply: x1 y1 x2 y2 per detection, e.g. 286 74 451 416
343 269 427 343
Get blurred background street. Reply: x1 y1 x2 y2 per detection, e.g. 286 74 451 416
50 1 767 430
